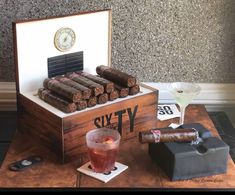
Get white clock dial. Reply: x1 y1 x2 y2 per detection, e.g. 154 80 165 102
54 27 76 52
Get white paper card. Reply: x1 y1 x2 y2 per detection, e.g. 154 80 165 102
77 161 128 183
168 123 181 129
157 104 180 121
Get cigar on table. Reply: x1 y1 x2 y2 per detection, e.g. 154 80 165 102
139 128 199 144
96 65 136 87
76 100 87 111
66 72 104 96
43 78 82 102
76 71 114 93
108 89 119 101
97 93 108 104
38 88 77 113
115 84 129 98
87 96 97 107
55 75 91 99
129 85 140 95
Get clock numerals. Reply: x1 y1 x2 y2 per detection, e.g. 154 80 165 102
54 27 76 52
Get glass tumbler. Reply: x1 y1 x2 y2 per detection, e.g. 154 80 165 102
86 128 121 173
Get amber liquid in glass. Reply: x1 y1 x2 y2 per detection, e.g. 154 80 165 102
88 147 118 173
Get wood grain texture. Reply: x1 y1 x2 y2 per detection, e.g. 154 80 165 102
17 94 64 162
17 88 158 163
62 91 158 161
0 132 79 188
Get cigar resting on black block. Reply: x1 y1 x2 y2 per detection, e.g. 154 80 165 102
55 76 91 99
87 96 97 107
139 128 199 143
76 100 88 111
43 78 82 102
66 72 104 96
115 84 129 98
38 88 77 113
108 89 119 101
97 93 108 104
96 65 136 87
76 72 114 93
129 84 140 95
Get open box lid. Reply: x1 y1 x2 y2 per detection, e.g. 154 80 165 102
13 9 112 94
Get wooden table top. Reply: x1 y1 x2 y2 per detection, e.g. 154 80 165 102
0 104 235 189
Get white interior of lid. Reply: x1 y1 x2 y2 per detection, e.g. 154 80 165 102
23 86 154 118
15 10 111 93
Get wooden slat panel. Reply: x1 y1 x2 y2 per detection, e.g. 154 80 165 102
63 91 158 160
18 94 62 131
17 94 64 161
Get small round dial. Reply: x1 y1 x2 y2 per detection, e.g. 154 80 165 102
54 27 76 52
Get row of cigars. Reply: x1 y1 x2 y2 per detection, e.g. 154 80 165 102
38 65 140 113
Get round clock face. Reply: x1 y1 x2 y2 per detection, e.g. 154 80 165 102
54 27 76 52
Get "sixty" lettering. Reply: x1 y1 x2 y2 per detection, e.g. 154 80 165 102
94 105 138 135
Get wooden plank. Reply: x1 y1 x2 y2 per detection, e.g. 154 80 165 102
17 94 64 162
0 132 79 188
18 94 62 131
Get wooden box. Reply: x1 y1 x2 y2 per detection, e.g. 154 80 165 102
13 10 158 163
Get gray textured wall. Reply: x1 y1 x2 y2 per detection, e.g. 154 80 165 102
0 0 235 83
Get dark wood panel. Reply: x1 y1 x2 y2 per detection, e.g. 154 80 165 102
18 94 62 131
17 94 64 162
62 91 158 160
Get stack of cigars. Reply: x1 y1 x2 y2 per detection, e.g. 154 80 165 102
38 65 140 113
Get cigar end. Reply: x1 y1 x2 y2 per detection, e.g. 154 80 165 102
127 77 137 87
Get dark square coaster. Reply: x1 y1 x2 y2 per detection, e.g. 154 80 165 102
0 111 17 142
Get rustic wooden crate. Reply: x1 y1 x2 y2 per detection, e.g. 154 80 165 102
13 10 158 163
17 85 158 163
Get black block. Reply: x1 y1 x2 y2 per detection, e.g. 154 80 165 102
0 143 10 167
0 111 17 142
149 123 229 181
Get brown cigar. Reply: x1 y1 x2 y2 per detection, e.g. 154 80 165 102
66 72 104 96
96 65 136 87
97 93 108 104
87 96 97 107
55 75 91 99
115 84 129 98
76 72 114 93
108 89 119 101
76 100 87 111
38 88 77 113
139 128 199 143
43 78 82 102
129 85 140 95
